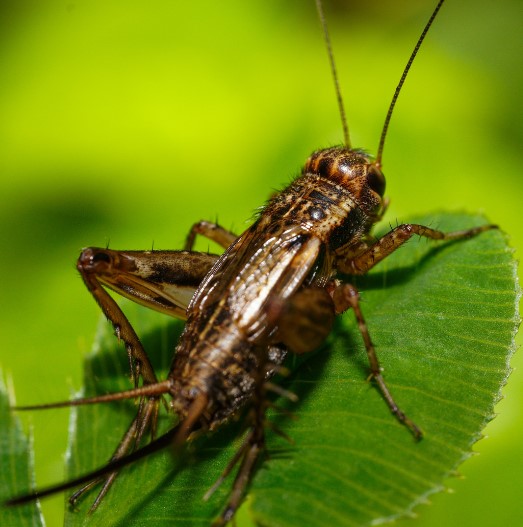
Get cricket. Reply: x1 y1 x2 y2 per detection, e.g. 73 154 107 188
6 0 499 525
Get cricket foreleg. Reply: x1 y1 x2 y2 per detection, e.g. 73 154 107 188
332 282 422 439
337 222 497 275
184 220 238 251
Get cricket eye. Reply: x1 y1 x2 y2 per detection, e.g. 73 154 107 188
366 166 386 196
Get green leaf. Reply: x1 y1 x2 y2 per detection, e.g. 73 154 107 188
62 212 518 527
0 374 44 527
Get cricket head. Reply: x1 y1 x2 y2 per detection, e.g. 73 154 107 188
316 0 445 182
304 146 385 215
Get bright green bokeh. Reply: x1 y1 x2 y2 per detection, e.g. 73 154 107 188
0 1 521 526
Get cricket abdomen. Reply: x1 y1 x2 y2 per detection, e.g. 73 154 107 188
168 319 266 429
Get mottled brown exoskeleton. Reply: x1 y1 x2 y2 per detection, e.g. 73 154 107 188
8 0 497 525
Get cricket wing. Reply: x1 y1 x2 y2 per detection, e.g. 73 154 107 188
189 223 323 341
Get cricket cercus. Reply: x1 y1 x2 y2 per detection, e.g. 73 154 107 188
7 0 498 525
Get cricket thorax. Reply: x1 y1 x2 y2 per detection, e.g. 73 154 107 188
260 146 385 251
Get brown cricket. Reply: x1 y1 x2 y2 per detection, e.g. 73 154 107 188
7 0 497 525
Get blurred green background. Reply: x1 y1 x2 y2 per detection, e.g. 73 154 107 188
0 0 521 526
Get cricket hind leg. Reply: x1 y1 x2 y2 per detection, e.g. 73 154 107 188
271 286 336 355
207 290 335 525
78 248 160 388
207 340 309 526
72 248 220 509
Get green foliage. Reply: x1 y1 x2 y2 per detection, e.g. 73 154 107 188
0 376 44 527
57 213 517 526
0 2 522 526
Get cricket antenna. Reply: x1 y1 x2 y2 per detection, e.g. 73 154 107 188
375 0 446 168
315 0 350 149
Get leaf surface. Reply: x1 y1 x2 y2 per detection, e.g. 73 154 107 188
62 212 518 527
0 375 44 527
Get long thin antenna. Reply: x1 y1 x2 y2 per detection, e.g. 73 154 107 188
376 0 446 167
315 0 350 149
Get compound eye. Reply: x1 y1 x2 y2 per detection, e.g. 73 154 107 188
366 166 386 196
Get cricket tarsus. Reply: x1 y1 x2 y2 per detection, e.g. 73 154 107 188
76 397 160 511
334 283 423 438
